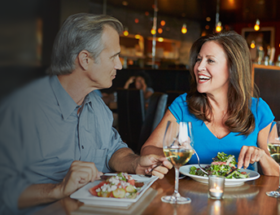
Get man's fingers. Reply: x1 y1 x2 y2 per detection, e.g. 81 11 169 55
151 170 164 179
70 161 99 182
162 160 173 169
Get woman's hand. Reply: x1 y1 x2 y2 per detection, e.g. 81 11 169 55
237 146 266 169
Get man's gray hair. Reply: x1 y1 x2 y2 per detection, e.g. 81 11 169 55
47 13 123 75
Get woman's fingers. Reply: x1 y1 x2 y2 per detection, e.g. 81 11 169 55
238 146 264 169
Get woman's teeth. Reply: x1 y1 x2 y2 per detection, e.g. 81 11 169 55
198 75 210 80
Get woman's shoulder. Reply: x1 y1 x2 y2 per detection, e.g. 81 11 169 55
251 97 274 130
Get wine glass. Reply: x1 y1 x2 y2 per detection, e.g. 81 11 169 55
161 121 194 204
266 121 280 198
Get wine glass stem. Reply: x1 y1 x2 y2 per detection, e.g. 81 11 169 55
174 166 180 197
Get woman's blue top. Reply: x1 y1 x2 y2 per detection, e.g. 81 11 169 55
169 93 274 169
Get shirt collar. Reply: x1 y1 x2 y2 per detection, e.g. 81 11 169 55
50 75 79 120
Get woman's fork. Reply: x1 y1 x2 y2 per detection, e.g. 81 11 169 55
193 150 209 176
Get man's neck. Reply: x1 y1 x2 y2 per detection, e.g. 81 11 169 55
57 70 95 105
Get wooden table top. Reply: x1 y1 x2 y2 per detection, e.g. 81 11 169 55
36 169 280 215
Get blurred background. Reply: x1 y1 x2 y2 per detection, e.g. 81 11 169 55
1 0 280 101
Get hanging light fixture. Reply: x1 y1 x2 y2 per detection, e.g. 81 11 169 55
254 19 260 31
151 27 156 35
215 0 222 33
123 27 129 36
216 21 222 32
181 23 187 34
250 40 256 49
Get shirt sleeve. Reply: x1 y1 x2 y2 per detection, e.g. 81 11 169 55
255 98 275 131
0 101 32 214
168 93 187 122
103 127 128 172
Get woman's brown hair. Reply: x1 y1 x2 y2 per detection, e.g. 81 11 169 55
187 31 258 135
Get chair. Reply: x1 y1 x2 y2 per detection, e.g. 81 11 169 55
117 89 145 153
137 92 168 153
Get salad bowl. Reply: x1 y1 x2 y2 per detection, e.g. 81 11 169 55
179 164 260 186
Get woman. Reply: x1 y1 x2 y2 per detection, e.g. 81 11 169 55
141 31 278 176
124 71 154 101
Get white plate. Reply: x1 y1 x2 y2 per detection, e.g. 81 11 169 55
70 174 158 203
179 164 260 186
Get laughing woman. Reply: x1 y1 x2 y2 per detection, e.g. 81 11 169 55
141 31 278 176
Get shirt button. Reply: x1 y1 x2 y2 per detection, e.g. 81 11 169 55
82 145 84 149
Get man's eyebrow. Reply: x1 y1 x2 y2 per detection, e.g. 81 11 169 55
110 51 121 59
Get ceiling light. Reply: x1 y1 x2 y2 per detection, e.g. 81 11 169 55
216 21 222 32
250 40 256 49
181 23 187 34
160 20 166 26
158 28 163 34
123 27 129 36
254 19 260 31
158 37 164 42
122 1 128 6
206 17 211 22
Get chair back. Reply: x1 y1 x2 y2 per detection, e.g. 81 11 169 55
117 89 145 153
137 92 168 153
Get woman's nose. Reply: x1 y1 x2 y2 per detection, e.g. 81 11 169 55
197 60 206 71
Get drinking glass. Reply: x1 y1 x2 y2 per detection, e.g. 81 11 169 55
161 121 194 204
266 121 280 198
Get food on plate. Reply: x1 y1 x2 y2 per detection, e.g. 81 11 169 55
189 152 249 179
89 172 143 199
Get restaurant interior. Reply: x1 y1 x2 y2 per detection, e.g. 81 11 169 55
2 0 280 150
2 1 280 214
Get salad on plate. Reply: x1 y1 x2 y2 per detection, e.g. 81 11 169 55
189 152 249 179
89 172 143 199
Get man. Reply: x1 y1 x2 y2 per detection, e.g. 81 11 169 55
0 13 171 214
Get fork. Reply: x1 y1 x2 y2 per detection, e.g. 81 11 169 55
194 150 209 176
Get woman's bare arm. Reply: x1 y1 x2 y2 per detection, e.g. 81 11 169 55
141 110 176 156
238 123 278 176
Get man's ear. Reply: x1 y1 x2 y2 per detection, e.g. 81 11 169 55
77 50 93 70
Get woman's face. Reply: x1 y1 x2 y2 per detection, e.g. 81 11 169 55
193 41 229 96
135 76 145 90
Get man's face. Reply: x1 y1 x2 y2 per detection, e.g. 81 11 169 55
87 25 122 89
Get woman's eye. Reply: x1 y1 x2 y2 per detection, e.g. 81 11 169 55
195 58 201 62
208 59 215 63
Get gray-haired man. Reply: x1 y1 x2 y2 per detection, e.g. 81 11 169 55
0 13 171 214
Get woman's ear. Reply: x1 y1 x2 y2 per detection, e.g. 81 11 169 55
77 50 92 70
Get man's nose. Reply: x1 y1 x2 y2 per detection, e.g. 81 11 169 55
115 56 122 70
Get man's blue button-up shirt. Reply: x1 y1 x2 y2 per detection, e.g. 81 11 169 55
0 75 127 214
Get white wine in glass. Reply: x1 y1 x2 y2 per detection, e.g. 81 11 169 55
161 121 194 204
266 121 280 198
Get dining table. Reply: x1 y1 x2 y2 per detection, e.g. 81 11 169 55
34 168 280 215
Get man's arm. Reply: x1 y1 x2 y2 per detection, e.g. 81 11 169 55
18 161 102 209
108 148 172 179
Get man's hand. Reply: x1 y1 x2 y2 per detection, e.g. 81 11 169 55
135 154 172 179
238 146 265 169
57 160 103 197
